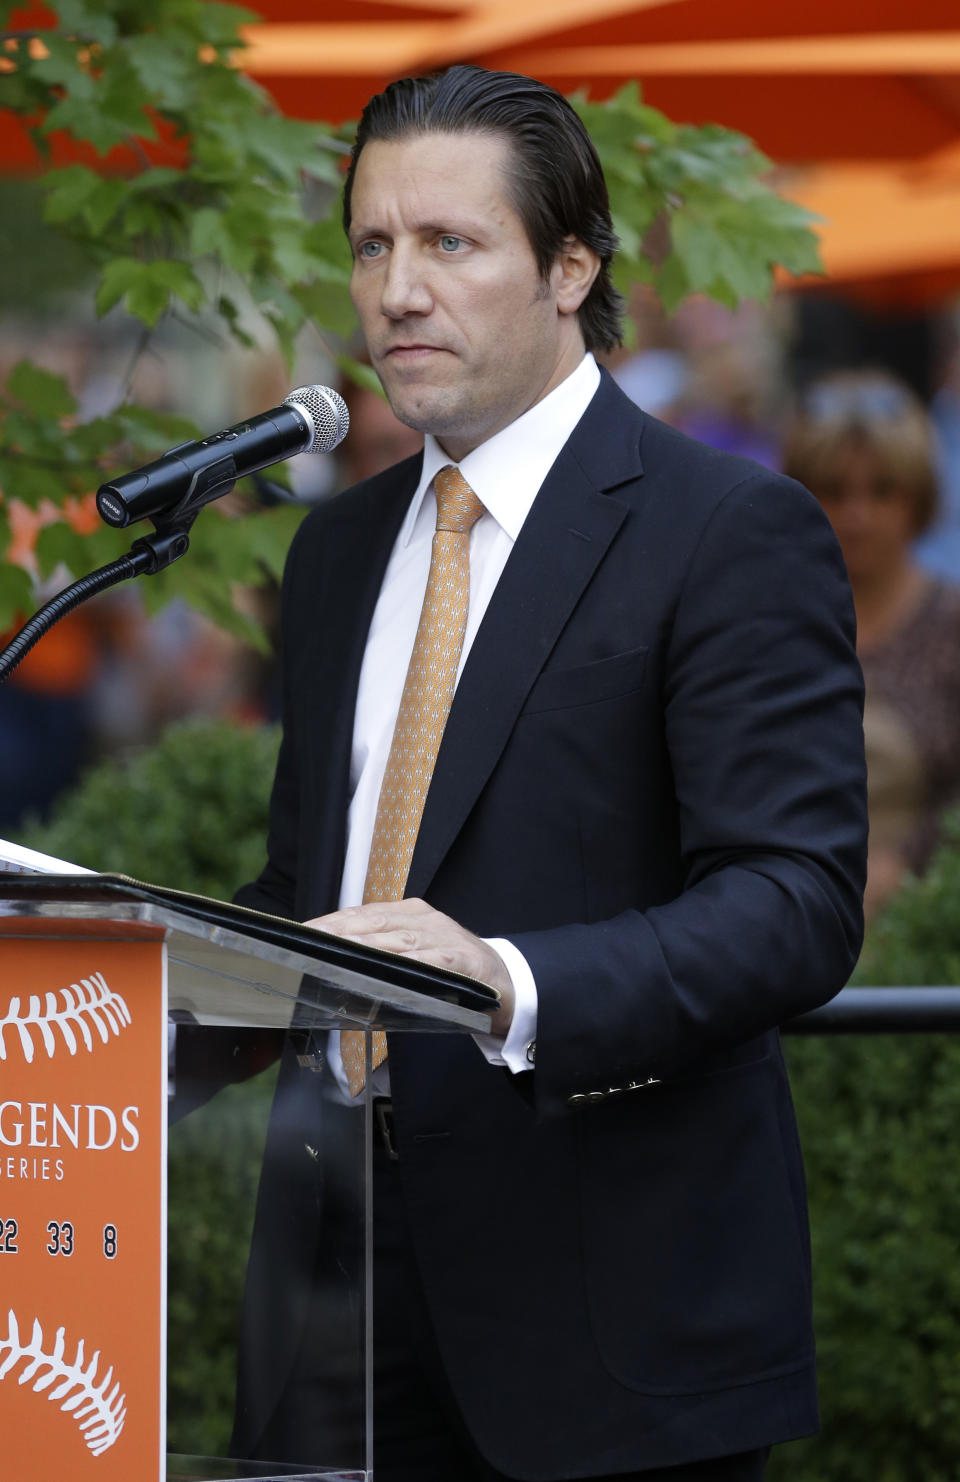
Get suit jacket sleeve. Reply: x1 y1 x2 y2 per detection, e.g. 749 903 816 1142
508 470 867 1119
234 526 306 923
176 531 317 1121
174 525 310 1117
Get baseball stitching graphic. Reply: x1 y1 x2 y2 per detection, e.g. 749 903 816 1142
0 1310 127 1456
0 973 131 1063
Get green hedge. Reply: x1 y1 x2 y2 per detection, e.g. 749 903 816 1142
774 1035 960 1482
771 819 960 1482
23 723 960 1473
19 714 281 895
165 1068 278 1456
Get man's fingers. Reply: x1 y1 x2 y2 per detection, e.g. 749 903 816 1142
393 944 461 970
343 928 424 954
324 925 466 964
312 908 405 939
317 912 390 939
302 901 513 1021
308 899 432 939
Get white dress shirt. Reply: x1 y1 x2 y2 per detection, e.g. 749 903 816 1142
329 352 602 1098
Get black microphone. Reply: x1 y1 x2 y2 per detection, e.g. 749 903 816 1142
96 384 350 529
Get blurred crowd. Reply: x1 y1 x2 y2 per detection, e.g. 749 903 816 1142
612 292 960 921
4 287 960 922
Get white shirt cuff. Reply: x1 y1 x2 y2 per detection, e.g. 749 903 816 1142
473 937 538 1073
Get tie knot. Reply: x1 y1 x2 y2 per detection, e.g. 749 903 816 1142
433 465 485 534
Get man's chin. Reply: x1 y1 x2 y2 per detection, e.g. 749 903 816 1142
385 388 459 439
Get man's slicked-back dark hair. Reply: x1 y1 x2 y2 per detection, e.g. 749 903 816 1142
342 65 624 353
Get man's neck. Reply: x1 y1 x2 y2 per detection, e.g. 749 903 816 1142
435 347 590 464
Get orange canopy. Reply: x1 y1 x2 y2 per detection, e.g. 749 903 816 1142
3 0 960 167
234 0 960 303
5 1 960 302
782 144 960 305
237 0 960 164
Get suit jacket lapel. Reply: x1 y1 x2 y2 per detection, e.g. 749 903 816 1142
299 458 420 915
405 373 644 900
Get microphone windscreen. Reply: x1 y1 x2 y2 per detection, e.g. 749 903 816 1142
284 385 350 453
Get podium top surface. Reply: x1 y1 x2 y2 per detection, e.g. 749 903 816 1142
0 874 496 1034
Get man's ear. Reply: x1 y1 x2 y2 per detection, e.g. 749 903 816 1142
553 237 602 317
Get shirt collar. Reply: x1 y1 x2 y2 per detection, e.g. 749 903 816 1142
400 353 601 546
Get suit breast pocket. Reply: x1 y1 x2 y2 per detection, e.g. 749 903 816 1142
521 646 649 716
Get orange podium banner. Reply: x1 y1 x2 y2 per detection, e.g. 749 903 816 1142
0 936 167 1482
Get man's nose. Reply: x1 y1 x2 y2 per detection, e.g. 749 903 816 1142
380 247 432 319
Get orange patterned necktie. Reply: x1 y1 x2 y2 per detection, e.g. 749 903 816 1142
340 465 486 1096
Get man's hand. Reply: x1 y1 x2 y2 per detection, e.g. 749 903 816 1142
306 898 515 1036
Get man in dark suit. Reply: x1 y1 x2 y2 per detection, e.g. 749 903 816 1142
233 65 867 1482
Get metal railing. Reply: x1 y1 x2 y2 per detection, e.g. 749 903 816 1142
785 986 960 1034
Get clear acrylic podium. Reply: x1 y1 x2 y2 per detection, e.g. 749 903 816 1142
0 875 495 1482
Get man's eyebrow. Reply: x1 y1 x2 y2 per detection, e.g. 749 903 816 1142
350 217 480 241
415 220 474 234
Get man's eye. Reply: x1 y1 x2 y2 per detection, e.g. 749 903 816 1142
438 235 464 252
359 241 384 259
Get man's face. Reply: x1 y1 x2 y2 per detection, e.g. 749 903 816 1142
348 130 595 461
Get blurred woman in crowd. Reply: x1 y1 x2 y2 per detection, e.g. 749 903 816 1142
783 369 960 920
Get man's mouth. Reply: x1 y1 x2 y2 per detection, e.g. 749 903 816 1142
384 344 446 359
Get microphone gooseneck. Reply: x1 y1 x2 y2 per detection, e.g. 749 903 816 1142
1 387 351 683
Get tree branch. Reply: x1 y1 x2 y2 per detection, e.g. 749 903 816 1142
118 322 154 405
0 29 97 44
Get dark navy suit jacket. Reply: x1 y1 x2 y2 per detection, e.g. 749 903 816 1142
232 370 868 1477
